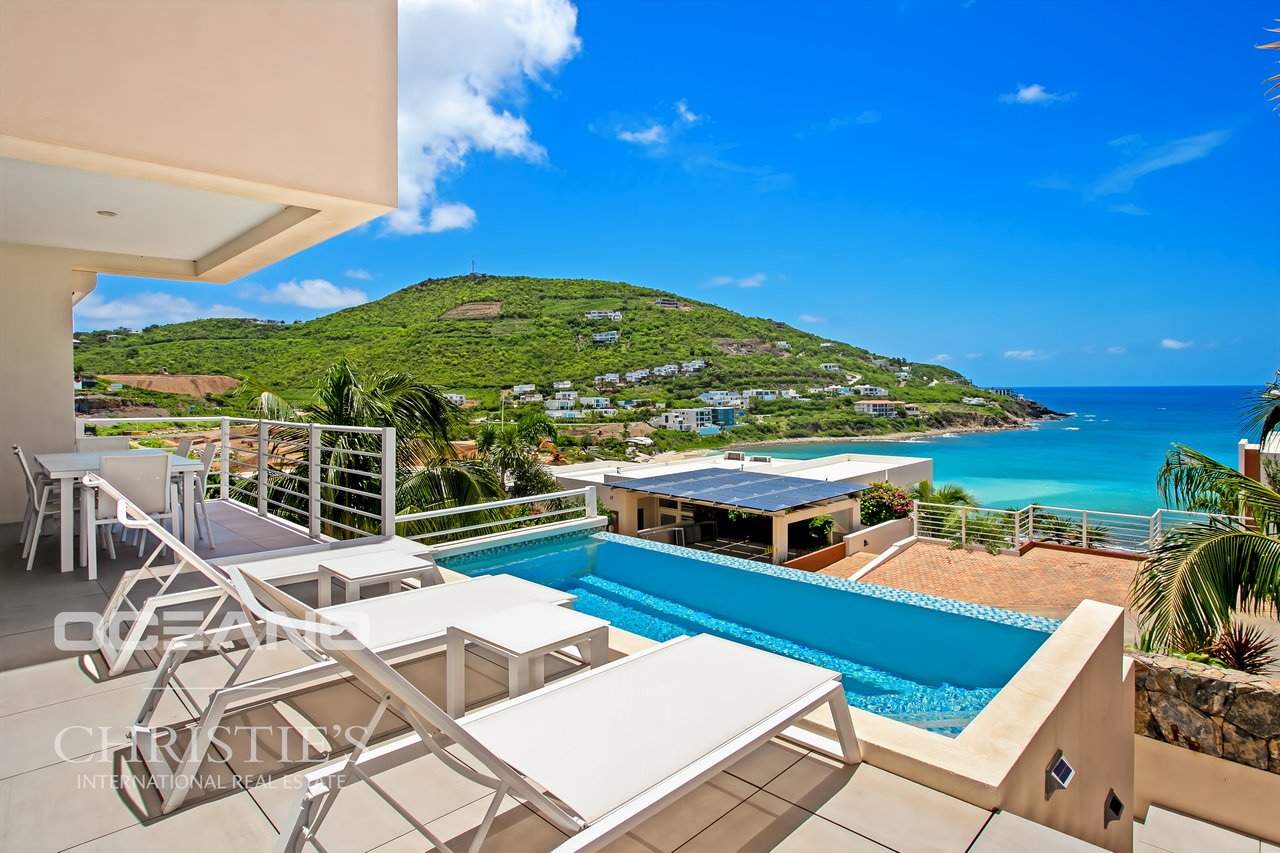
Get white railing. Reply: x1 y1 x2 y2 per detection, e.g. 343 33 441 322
393 486 597 544
77 415 395 540
913 501 1244 556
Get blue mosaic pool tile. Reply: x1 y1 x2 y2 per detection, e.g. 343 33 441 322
590 532 1061 634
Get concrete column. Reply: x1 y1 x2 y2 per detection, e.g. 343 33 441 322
771 515 789 564
831 505 857 541
617 492 640 536
0 244 95 522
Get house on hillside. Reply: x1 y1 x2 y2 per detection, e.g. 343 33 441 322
544 398 575 411
699 390 745 409
853 385 889 397
552 381 573 390
519 393 544 403
681 360 706 373
650 408 719 435
584 310 623 321
554 390 579 401
819 342 835 349
625 369 650 382
653 364 679 377
594 373 620 386
512 383 536 395
962 397 989 405
855 401 921 417
654 297 680 308
592 330 619 344
742 389 780 402
444 393 466 406
579 396 611 409
546 410 585 420
820 362 840 372
775 341 791 350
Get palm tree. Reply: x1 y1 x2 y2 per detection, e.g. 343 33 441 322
476 413 561 497
241 359 502 537
910 480 976 506
1132 445 1280 651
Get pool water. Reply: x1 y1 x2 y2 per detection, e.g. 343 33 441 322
439 532 1057 735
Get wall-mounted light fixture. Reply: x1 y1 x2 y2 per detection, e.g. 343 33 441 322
1045 749 1074 799
1103 789 1125 827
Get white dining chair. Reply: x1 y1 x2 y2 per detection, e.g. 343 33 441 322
12 444 70 571
192 443 217 548
85 453 178 563
76 435 130 453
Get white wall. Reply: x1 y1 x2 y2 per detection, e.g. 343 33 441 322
0 244 95 522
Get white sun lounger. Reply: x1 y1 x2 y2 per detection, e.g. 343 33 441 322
228 567 862 853
92 483 437 676
84 475 579 814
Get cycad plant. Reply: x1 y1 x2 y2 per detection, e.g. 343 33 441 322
1131 378 1280 655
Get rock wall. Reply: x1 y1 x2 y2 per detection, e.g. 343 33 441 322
1128 651 1280 773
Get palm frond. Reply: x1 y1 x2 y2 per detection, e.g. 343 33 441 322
1240 371 1280 445
1132 520 1280 649
1157 444 1280 529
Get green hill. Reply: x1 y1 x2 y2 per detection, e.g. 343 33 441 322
73 274 1038 418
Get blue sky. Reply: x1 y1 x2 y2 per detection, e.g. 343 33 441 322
79 0 1280 387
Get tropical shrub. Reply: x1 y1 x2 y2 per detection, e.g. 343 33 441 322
860 481 913 526
1209 623 1278 675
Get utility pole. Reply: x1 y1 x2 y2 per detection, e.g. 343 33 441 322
471 259 475 275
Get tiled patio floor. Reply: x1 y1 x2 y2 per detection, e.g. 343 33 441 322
853 542 1137 616
0 510 1110 851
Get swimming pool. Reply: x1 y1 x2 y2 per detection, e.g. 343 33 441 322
438 531 1058 735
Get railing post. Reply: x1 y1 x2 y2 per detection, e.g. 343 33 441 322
308 423 321 538
960 507 967 546
1028 506 1035 543
585 486 598 517
381 427 396 537
1081 510 1089 549
1149 510 1158 549
219 417 230 501
256 419 268 517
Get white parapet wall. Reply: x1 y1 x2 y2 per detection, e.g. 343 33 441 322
844 517 913 554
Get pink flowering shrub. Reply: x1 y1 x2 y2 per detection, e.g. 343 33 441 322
860 481 914 526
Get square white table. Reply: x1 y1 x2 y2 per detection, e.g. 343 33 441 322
316 551 440 606
35 449 204 578
446 601 610 718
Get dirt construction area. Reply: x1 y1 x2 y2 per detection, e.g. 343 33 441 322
100 374 240 396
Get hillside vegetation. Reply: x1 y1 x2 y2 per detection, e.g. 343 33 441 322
77 275 993 400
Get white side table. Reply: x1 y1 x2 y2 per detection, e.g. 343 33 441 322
317 552 439 607
446 601 610 718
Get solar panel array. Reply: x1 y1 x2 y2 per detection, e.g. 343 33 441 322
614 468 865 513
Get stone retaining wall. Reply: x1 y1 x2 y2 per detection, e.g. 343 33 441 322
1128 651 1280 773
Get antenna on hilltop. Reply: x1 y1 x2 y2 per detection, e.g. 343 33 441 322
471 260 475 275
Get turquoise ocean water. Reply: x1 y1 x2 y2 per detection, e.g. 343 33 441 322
746 386 1259 515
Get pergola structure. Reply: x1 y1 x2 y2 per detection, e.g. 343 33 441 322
612 468 865 564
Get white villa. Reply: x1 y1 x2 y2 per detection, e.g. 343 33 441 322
680 359 707 372
554 390 579 401
625 368 651 382
584 310 623 321
552 380 573 390
1 5 1271 853
594 373 620 385
444 393 466 406
855 400 921 417
652 364 679 377
963 396 989 405
578 396 611 409
591 330 620 344
820 362 840 372
853 384 890 397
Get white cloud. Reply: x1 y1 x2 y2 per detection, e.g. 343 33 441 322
706 272 766 288
387 0 581 235
1109 202 1149 216
618 124 668 145
675 99 700 124
76 292 250 327
1004 349 1049 360
932 353 952 362
1161 338 1194 350
1107 346 1127 354
425 202 477 233
255 279 368 310
853 110 881 125
999 83 1074 105
798 314 826 324
345 268 374 280
1091 129 1231 197
964 352 983 358
1108 134 1143 148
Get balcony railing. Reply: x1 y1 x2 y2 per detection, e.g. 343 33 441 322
913 501 1244 556
394 486 598 544
77 415 394 540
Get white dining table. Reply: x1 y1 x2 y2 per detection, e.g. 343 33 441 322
34 449 204 578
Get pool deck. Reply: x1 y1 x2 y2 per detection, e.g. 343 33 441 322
0 505 1116 852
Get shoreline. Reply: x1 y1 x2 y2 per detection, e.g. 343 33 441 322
727 421 1038 450
649 419 1046 462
